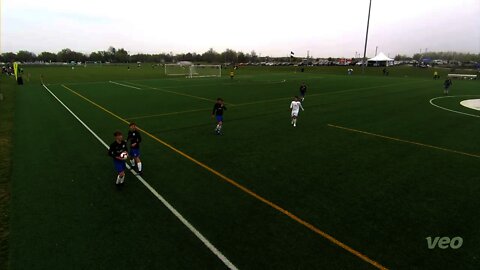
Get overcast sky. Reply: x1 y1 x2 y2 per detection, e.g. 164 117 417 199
2 0 479 58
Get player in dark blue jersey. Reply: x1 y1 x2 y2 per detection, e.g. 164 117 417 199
212 98 227 135
108 131 128 186
299 82 307 102
127 123 143 174
444 78 452 95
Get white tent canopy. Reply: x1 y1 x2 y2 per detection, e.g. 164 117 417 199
368 52 393 62
367 52 394 66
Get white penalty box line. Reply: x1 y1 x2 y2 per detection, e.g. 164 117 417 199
41 84 238 270
109 80 142 89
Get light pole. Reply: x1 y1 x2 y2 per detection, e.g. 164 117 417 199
362 0 372 74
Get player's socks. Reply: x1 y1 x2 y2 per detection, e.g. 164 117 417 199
119 175 125 184
116 175 122 185
130 159 135 167
137 162 142 172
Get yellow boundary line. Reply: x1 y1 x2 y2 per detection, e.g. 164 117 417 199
328 124 480 159
60 84 388 270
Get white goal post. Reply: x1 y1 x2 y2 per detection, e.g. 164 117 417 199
164 63 222 78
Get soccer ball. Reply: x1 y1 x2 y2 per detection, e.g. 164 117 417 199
282 79 286 83
120 151 128 160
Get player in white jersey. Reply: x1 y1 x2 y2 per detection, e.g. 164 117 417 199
290 96 304 127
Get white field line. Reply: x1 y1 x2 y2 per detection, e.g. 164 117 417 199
124 80 424 120
232 80 423 107
51 76 306 89
122 81 222 104
42 84 238 270
429 95 480 118
109 80 142 89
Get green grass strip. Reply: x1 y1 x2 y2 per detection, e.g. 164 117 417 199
0 77 16 270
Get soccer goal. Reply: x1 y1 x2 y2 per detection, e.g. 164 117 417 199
164 63 221 78
84 61 103 67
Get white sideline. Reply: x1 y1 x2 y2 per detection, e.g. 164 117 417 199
42 84 238 270
109 80 142 89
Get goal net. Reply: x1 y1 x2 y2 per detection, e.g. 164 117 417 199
164 63 221 78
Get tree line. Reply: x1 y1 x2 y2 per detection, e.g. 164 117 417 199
395 52 480 62
0 47 265 64
2 46 479 64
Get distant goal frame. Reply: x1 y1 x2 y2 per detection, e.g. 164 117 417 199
164 64 222 78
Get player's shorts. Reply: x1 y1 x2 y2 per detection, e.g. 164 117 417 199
300 92 306 97
291 110 299 117
113 159 126 173
216 115 224 122
130 148 140 158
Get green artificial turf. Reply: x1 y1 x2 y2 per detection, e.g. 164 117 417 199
0 75 16 270
6 64 480 269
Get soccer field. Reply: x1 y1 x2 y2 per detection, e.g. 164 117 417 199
5 65 480 269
